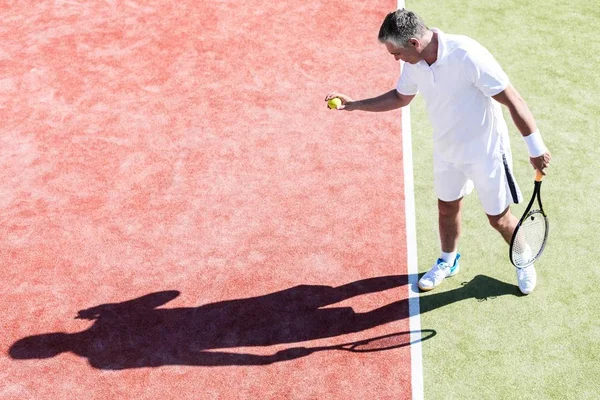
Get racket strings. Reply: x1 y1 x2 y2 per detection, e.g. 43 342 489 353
512 211 547 266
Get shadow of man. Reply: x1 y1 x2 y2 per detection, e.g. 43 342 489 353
9 274 520 369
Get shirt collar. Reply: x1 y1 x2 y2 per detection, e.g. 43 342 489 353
431 28 448 64
416 27 447 68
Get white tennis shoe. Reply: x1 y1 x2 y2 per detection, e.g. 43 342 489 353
514 244 536 294
516 264 537 294
418 254 460 292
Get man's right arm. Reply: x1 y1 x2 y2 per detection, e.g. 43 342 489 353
325 90 414 112
346 90 414 112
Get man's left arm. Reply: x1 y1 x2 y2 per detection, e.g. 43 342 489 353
493 86 551 174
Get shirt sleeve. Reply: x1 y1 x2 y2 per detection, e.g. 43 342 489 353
463 46 509 97
396 65 419 95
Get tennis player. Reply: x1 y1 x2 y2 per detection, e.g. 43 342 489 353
325 9 551 294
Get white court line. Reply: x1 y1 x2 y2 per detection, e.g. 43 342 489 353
395 1 424 399
403 99 423 400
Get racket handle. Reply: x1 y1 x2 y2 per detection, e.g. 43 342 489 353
535 170 544 182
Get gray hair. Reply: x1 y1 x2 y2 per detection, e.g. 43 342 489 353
378 9 428 48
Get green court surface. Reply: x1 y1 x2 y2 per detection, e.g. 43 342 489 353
408 0 600 398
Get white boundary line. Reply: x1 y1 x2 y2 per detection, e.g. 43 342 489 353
403 98 423 400
396 1 424 399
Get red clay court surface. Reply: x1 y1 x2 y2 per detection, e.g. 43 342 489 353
1 1 417 399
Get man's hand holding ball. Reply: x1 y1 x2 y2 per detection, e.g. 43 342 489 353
325 93 354 111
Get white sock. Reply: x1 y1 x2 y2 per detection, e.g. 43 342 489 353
440 251 457 266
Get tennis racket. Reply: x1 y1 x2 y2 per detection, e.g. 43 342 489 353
509 170 549 268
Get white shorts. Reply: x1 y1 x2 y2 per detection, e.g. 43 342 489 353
433 151 523 216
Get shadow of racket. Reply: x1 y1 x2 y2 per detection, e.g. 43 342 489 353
323 329 436 353
270 330 437 361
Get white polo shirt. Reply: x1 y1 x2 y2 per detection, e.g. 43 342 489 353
397 28 510 163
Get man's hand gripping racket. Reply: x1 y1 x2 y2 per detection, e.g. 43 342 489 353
509 170 549 268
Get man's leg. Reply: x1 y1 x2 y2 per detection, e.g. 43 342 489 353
439 198 463 253
420 157 471 292
487 206 536 294
418 197 464 292
486 206 518 244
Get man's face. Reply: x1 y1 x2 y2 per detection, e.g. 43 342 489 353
385 40 422 64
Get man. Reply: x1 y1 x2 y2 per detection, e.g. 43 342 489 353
325 9 551 294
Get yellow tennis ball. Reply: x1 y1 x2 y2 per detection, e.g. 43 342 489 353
328 98 342 109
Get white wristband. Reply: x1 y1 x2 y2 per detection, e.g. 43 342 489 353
523 130 547 157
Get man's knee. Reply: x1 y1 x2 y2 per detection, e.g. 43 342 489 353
487 207 512 231
438 198 462 217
